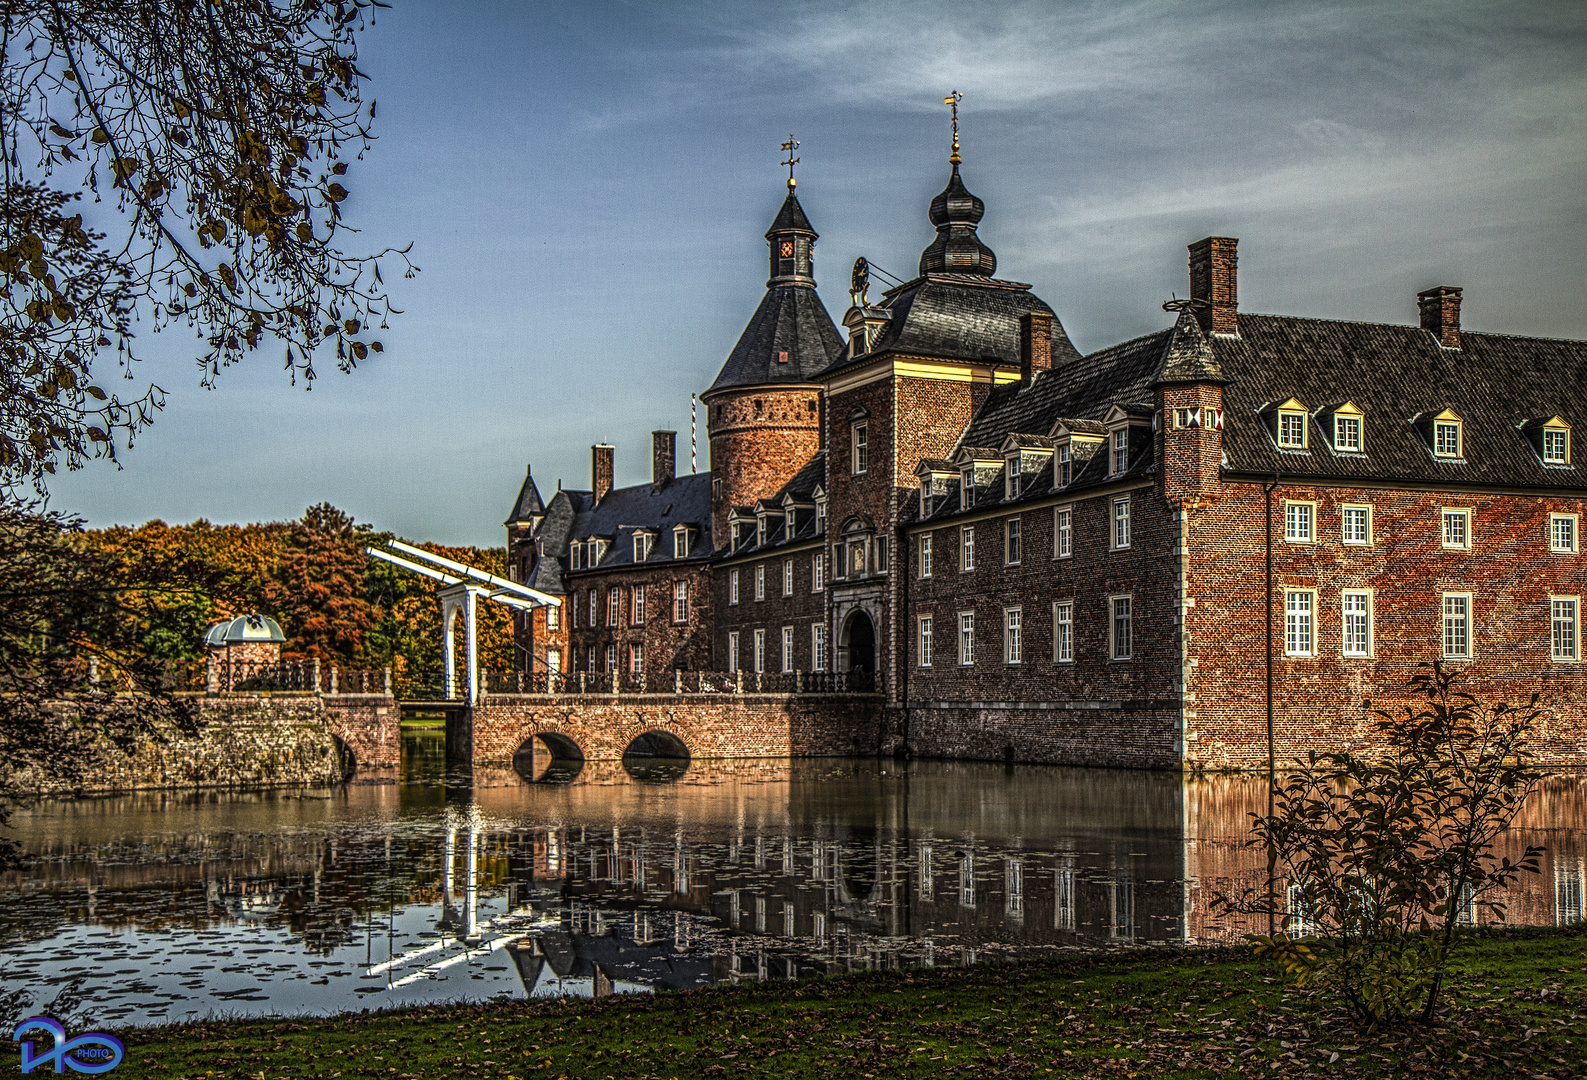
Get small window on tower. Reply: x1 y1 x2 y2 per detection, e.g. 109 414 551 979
778 350 789 364
780 240 794 258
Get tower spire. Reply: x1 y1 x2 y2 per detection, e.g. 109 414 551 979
945 91 962 165
781 134 800 190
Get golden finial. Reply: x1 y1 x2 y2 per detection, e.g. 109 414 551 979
781 134 800 190
944 91 962 165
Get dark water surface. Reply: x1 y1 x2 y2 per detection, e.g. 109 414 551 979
3 734 1585 1026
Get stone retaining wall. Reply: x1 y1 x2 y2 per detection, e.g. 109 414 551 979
902 701 1182 769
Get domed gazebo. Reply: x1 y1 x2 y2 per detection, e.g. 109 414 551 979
202 614 286 691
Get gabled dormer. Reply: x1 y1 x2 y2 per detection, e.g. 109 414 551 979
812 485 827 536
1321 401 1365 454
1103 403 1154 477
952 446 1004 511
1518 415 1573 468
632 529 655 563
1411 408 1466 462
914 458 955 518
780 491 814 537
1259 397 1311 453
841 302 893 360
727 507 755 552
754 498 783 548
672 524 696 559
998 434 1054 500
1048 419 1107 489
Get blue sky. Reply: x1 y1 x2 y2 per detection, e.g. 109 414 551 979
47 1 1587 547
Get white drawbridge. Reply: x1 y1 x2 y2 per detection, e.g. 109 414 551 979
366 539 560 704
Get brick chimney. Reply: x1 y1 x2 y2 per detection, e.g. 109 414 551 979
592 444 614 504
1188 236 1239 336
1019 312 1053 388
652 430 675 490
1418 286 1463 349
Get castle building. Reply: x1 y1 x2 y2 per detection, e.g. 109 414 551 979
508 136 1587 771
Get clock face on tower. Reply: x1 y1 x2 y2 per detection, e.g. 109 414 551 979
780 240 794 259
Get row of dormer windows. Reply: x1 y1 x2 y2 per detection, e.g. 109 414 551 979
570 527 694 569
1263 399 1573 466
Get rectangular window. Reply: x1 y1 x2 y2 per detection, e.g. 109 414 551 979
1057 444 1072 487
546 605 560 631
600 643 616 673
1110 428 1129 474
634 533 652 562
727 631 740 673
812 552 824 591
1342 505 1371 546
674 529 689 558
1278 410 1307 449
783 559 793 596
781 626 794 673
851 422 868 475
1005 518 1022 565
1053 601 1073 663
729 568 740 605
1005 607 1022 665
1110 596 1132 660
1112 497 1131 549
1552 597 1579 661
1285 590 1315 656
1334 414 1361 452
632 585 645 625
1443 593 1471 658
961 525 975 571
546 648 561 673
816 499 826 535
1054 506 1072 558
959 612 975 665
673 581 689 623
570 543 582 571
1285 501 1314 543
1551 514 1578 553
1434 420 1462 458
630 642 644 675
877 537 887 572
960 470 973 511
588 645 595 672
1544 427 1570 465
812 623 828 671
1342 590 1372 657
608 589 620 626
1055 868 1076 931
589 589 598 626
755 564 765 601
918 615 933 667
1442 508 1470 549
1006 858 1024 918
1005 460 1019 500
753 629 766 674
919 534 932 578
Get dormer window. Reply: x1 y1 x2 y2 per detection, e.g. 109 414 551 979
730 521 742 549
570 543 582 571
815 496 827 535
960 469 974 511
785 509 796 534
673 527 690 559
1056 444 1071 487
1004 458 1019 500
920 484 931 518
1545 421 1571 465
592 540 608 565
1275 399 1309 450
1332 402 1364 453
757 517 768 547
1110 429 1129 475
633 533 653 563
1434 416 1463 458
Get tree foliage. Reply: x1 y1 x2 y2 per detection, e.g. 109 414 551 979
0 0 411 495
1217 662 1545 1028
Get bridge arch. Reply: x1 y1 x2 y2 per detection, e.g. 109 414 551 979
330 734 357 781
621 728 690 783
513 731 586 784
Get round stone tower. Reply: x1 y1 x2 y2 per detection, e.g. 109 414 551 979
702 182 843 544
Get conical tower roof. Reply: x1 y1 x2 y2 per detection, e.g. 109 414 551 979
1153 308 1228 385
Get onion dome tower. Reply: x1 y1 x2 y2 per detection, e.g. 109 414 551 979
702 143 844 545
917 96 997 277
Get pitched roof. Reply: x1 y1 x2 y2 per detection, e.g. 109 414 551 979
1153 310 1226 385
766 191 815 237
1216 315 1587 488
525 488 586 595
705 284 845 395
504 467 544 525
564 471 714 574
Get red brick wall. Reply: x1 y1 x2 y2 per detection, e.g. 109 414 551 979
564 564 714 682
322 695 400 770
1185 481 1587 770
714 541 828 672
1159 384 1225 504
468 694 885 762
706 387 822 542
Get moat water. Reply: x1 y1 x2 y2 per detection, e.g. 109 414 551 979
3 734 1585 1027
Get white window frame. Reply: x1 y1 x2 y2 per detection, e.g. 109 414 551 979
1004 458 1019 500
812 552 825 592
729 568 740 605
960 469 974 511
1441 508 1471 551
629 642 645 676
633 532 652 562
1442 592 1472 659
1544 424 1571 466
918 615 933 668
851 422 868 475
608 588 620 627
781 626 794 673
1434 419 1462 459
570 542 582 571
1277 409 1308 449
753 629 766 674
1341 504 1372 546
961 524 975 571
631 584 645 626
1552 596 1579 662
1342 590 1373 658
1109 595 1132 661
755 563 765 601
546 648 561 673
1054 505 1072 559
672 580 689 623
1004 607 1022 665
589 588 598 627
1005 517 1022 566
1056 444 1072 488
1284 501 1315 544
783 559 794 596
546 606 560 631
958 611 975 666
1285 590 1316 657
1053 600 1073 663
1111 497 1131 550
1109 428 1129 475
604 643 616 673
1551 513 1579 553
1334 412 1362 453
812 623 828 671
919 534 932 579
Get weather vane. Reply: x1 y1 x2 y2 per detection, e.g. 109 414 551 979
781 134 800 190
944 91 962 165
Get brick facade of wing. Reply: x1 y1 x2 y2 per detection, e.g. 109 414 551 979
505 159 1587 770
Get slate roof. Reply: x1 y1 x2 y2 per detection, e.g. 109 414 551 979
1216 315 1587 489
705 284 845 394
720 451 827 559
766 190 815 237
1154 309 1227 385
819 274 1081 377
563 471 714 574
525 489 587 595
504 467 544 525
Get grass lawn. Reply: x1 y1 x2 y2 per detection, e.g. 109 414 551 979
112 927 1587 1079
